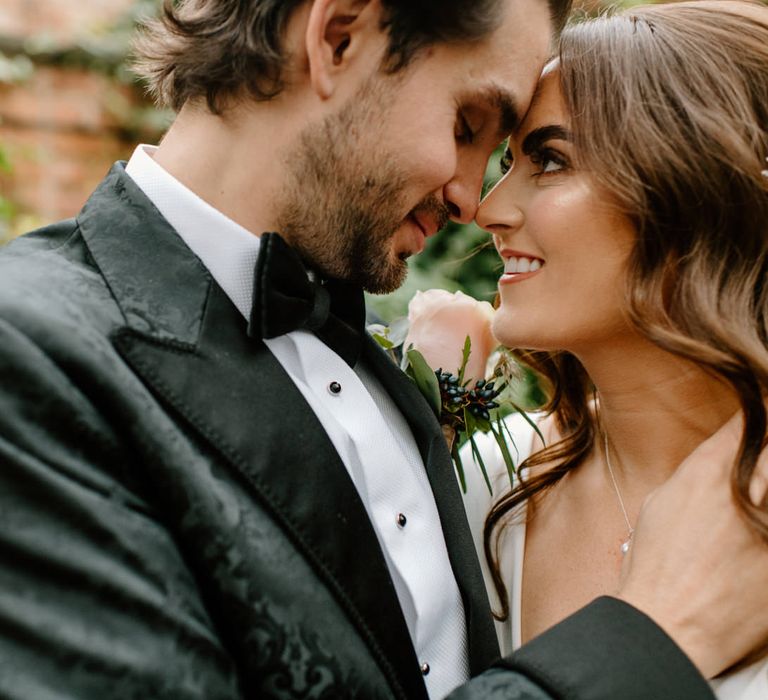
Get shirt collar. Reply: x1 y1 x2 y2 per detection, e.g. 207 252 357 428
124 144 260 321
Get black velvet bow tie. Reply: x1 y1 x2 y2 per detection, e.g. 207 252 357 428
248 232 366 367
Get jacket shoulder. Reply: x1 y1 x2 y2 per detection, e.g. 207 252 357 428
0 218 124 344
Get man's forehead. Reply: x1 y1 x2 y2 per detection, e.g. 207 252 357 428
461 0 555 111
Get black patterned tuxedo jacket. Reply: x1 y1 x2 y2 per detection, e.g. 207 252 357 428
0 164 714 700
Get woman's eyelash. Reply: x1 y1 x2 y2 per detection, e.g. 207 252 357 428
529 147 568 175
500 147 514 174
499 146 568 177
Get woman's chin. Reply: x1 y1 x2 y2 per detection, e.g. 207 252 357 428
493 311 533 349
492 315 562 353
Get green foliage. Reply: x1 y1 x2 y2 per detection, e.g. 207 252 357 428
0 146 12 175
405 349 443 418
0 52 34 83
0 145 15 245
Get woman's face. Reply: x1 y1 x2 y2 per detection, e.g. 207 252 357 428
477 65 637 353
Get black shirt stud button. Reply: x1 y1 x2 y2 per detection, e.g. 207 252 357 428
420 662 430 676
397 513 407 528
328 381 342 395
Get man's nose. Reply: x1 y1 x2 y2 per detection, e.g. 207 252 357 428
443 158 487 225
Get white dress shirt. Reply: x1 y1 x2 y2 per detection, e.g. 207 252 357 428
125 145 470 699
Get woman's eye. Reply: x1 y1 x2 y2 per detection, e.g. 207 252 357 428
500 147 514 174
530 148 568 176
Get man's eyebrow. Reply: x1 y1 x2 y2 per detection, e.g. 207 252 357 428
521 125 572 155
478 85 521 137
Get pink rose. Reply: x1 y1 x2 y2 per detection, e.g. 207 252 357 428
404 289 497 382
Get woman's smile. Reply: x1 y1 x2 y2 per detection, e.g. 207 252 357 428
499 250 544 284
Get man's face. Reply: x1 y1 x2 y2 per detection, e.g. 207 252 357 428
277 0 552 294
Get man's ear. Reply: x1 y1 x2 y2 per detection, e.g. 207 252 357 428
305 0 383 100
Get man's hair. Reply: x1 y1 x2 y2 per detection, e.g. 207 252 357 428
133 0 572 113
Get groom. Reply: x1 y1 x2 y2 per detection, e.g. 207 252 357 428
1 0 766 698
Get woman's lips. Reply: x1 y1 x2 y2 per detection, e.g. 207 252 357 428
499 254 544 284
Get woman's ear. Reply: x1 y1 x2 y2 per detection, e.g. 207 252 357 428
305 0 383 100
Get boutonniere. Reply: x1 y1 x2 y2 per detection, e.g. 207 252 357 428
369 289 541 494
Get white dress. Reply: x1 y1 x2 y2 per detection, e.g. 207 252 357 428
460 413 768 700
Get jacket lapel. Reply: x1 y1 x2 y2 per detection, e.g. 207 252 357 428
78 165 428 700
362 338 501 673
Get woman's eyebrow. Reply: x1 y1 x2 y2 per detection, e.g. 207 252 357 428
521 125 572 155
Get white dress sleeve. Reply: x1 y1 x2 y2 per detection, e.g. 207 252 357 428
710 659 768 700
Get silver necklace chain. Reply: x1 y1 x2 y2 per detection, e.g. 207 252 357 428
602 430 635 555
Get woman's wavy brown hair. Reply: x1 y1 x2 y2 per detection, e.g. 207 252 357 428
485 0 768 667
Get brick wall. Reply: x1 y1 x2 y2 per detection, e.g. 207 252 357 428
0 0 161 240
0 0 136 40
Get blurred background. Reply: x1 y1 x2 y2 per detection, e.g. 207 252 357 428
0 0 694 321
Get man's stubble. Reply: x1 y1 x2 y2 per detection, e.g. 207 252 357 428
276 76 448 295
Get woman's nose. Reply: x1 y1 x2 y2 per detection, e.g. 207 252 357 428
476 179 525 236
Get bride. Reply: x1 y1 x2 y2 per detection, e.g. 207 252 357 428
462 1 768 697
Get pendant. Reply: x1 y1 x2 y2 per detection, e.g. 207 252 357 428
620 528 635 556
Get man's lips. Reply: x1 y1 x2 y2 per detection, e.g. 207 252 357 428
409 212 438 239
399 204 448 258
396 215 429 258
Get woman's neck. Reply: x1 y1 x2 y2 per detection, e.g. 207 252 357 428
519 338 741 646
576 334 740 490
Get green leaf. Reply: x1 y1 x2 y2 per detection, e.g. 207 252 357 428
500 418 522 466
473 415 493 433
406 348 442 418
493 417 517 488
469 433 493 495
457 335 472 384
464 407 492 494
372 333 394 350
463 406 477 435
510 402 546 446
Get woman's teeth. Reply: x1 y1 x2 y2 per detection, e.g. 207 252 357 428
504 256 542 274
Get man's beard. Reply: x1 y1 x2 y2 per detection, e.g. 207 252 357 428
275 79 449 294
